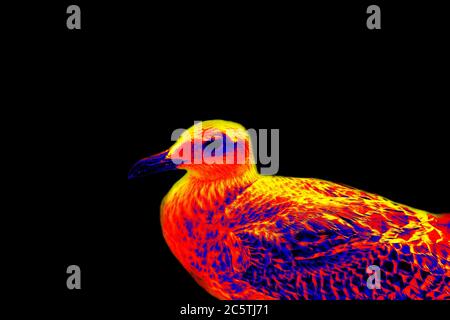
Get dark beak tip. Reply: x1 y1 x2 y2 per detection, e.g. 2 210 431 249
128 150 176 179
127 167 141 180
127 172 137 180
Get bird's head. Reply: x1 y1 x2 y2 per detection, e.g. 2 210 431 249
128 120 257 181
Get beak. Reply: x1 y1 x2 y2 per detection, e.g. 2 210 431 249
128 150 177 179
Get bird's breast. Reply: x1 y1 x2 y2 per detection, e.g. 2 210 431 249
161 188 228 267
159 178 259 299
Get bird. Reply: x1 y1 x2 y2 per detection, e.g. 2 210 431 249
128 120 450 300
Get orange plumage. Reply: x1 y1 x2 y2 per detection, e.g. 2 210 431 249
129 120 450 300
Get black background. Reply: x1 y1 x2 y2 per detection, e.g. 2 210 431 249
10 0 449 318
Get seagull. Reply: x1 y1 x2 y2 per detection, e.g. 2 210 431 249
128 120 449 300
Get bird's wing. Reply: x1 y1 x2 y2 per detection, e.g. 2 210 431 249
223 176 450 299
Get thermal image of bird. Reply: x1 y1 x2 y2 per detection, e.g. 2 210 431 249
128 120 450 300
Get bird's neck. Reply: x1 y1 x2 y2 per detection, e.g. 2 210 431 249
164 167 259 216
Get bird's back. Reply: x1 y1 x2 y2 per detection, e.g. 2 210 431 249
223 176 450 299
